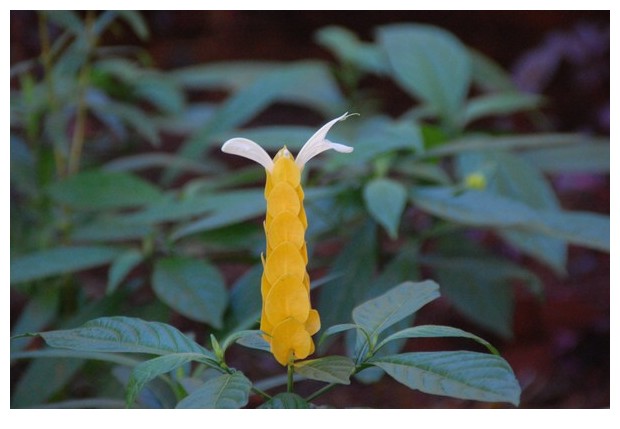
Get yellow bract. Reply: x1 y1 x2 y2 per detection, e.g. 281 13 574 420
265 274 310 325
271 318 313 365
267 212 305 249
260 149 320 365
221 113 354 366
305 309 321 335
266 182 300 218
264 242 306 284
272 154 301 187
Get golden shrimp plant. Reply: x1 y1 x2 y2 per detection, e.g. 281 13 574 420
18 113 522 408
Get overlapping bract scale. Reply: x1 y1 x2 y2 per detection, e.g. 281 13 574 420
261 149 320 366
221 114 354 366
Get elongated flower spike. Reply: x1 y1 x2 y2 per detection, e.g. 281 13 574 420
222 113 355 366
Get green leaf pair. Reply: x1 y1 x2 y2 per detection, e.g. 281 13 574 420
25 316 245 408
321 281 521 406
20 280 522 407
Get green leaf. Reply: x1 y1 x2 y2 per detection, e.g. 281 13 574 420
176 372 251 409
70 217 153 242
135 75 185 114
11 246 122 284
126 353 219 407
234 331 271 353
520 142 610 173
115 365 177 408
175 61 345 166
332 116 423 169
352 280 440 345
350 247 422 383
116 10 149 40
469 48 517 92
371 351 520 406
45 11 83 35
463 92 541 125
420 133 589 159
410 187 609 252
411 187 536 227
456 150 566 274
275 61 346 114
171 61 279 91
47 169 162 210
319 323 358 347
39 316 211 356
378 24 471 125
458 149 559 219
220 330 264 354
121 193 218 225
258 393 310 409
539 210 609 252
318 222 377 330
363 178 408 239
11 348 141 367
10 135 36 195
394 161 452 185
104 152 215 174
51 36 87 76
170 189 265 240
107 249 144 294
11 357 84 408
376 325 499 355
10 288 59 352
33 398 128 409
94 58 142 82
91 11 117 37
226 264 263 331
88 97 161 146
152 257 228 329
294 356 355 385
424 255 528 338
315 25 388 74
12 296 127 408
503 226 567 275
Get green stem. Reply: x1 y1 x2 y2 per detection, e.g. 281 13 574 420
251 386 272 401
67 10 95 176
286 364 294 393
37 12 66 178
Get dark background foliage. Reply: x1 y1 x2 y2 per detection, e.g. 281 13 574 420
10 10 609 408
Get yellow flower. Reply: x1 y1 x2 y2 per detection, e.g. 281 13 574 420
222 113 354 365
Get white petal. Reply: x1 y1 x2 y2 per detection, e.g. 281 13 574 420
323 139 354 153
221 137 274 172
295 112 356 169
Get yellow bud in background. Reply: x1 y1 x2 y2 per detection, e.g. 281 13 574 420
464 172 487 190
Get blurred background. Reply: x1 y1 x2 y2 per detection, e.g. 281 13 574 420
10 11 609 408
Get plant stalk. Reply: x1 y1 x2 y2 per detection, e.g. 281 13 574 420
37 12 66 178
286 364 294 393
67 10 95 176
251 386 272 401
